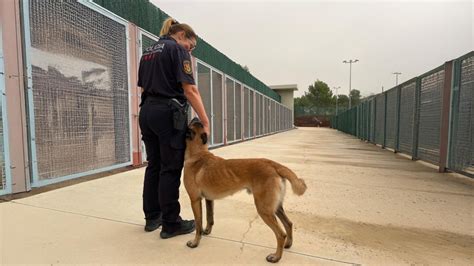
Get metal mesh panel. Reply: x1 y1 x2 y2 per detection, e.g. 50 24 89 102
282 107 286 130
450 56 474 174
276 104 280 131
197 63 212 142
375 94 385 145
269 101 273 133
260 96 264 134
249 90 254 138
364 102 369 139
399 82 416 154
360 103 366 139
226 78 235 142
0 25 5 190
256 94 261 135
282 106 285 130
212 71 223 144
263 98 267 134
271 101 275 133
287 107 290 129
418 70 444 164
235 83 242 140
369 99 375 142
265 98 270 134
244 87 250 138
29 0 130 180
385 89 398 149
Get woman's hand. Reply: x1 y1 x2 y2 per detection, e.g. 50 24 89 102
202 120 210 137
183 82 211 138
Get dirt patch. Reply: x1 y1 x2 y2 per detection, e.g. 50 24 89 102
292 211 474 264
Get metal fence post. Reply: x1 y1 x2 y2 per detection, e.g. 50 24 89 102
412 77 422 160
448 58 462 171
438 60 454 172
383 92 387 148
395 85 401 152
373 97 377 145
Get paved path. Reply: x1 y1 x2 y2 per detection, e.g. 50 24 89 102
1 128 472 265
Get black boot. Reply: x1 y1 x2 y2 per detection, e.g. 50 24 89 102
144 215 162 232
160 220 195 239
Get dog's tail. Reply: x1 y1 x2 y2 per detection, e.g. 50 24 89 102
272 161 307 196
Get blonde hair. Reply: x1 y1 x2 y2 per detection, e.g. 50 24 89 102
160 18 197 39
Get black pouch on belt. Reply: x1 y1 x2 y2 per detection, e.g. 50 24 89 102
169 98 188 131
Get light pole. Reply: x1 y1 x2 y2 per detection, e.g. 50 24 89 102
392 72 402 86
343 59 359 109
333 86 340 115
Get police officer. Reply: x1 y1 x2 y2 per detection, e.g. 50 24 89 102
138 18 210 239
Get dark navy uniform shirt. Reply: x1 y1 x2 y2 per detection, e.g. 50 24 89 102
138 36 195 103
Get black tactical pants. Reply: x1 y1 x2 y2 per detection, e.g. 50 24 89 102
139 98 186 231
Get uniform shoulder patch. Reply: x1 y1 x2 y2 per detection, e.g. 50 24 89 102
183 60 192 75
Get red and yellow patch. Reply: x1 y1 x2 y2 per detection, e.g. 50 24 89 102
183 60 192 74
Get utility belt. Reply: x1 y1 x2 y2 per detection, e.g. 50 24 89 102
145 96 188 131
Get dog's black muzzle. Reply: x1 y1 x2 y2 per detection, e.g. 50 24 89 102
186 128 193 140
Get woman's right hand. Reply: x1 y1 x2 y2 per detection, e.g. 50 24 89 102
202 121 210 138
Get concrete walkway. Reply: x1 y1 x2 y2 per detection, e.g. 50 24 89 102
1 128 473 265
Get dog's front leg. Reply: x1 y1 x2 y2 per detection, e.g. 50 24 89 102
186 198 202 248
203 199 214 235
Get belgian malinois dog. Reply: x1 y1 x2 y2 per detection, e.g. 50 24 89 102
183 118 307 263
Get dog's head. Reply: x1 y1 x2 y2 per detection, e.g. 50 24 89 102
186 117 208 147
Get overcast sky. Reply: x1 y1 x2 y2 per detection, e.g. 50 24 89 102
152 0 473 98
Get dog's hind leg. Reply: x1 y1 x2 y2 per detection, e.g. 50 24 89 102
276 205 293 249
186 198 203 248
203 199 214 235
256 204 287 263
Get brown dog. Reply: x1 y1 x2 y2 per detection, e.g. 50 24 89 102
183 118 307 263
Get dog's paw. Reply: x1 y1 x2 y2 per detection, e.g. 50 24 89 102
186 240 199 248
203 227 212 235
284 238 293 249
266 253 281 263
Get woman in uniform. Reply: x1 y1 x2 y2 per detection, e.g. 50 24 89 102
138 18 209 239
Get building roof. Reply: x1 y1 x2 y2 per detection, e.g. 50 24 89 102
269 84 298 91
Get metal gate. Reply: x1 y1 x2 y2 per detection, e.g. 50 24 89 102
256 93 261 136
196 62 212 142
211 70 223 145
23 0 132 186
249 90 254 138
244 87 250 138
226 77 235 142
235 82 242 140
138 29 159 162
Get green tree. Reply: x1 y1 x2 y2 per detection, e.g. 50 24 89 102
307 80 334 107
294 80 336 116
350 89 361 106
334 94 349 109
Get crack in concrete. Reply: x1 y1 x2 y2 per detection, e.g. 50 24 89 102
239 214 260 255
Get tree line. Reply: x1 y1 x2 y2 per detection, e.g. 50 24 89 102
294 80 363 116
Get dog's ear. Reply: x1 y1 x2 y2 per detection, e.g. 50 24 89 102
190 117 201 125
200 132 207 145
